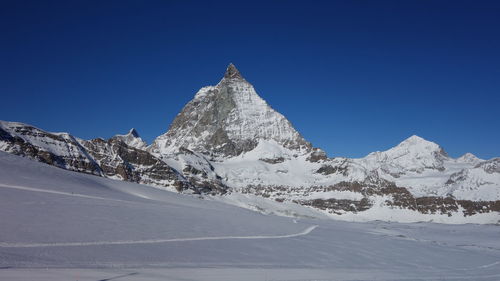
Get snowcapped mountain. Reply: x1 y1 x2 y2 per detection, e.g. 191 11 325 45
0 64 498 222
146 64 499 220
360 135 449 175
150 64 321 160
353 136 500 201
113 128 147 150
457 152 481 164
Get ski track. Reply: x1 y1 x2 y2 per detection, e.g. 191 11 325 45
0 183 318 248
0 226 318 248
0 183 130 203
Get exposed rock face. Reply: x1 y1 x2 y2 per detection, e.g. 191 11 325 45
476 158 500 174
0 121 199 193
296 198 372 215
241 179 499 217
81 137 190 192
0 122 101 175
224 63 243 79
259 157 285 164
161 147 228 194
150 64 317 159
307 148 328 162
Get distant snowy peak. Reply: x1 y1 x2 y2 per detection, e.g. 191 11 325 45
362 135 449 173
367 135 448 161
151 64 316 159
457 152 481 164
395 135 448 156
113 128 147 150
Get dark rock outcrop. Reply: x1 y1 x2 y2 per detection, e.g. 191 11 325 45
0 121 219 193
0 123 101 175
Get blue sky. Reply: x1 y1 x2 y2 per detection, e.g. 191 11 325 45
1 0 499 159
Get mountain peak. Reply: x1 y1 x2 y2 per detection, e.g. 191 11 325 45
362 134 449 173
151 64 313 158
457 152 481 163
396 135 448 156
223 63 244 80
128 128 140 138
114 128 147 150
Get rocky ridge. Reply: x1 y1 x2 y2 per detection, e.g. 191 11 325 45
0 121 225 194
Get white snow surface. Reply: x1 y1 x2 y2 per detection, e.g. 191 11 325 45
1 152 500 280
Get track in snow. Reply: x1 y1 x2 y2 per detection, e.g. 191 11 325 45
0 182 318 248
0 226 318 248
0 183 128 203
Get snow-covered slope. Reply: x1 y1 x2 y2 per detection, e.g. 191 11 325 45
1 151 500 280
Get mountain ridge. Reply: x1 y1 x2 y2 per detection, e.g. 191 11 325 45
1 64 499 223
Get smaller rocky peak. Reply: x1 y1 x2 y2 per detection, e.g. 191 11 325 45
223 63 244 80
128 128 140 138
113 128 147 150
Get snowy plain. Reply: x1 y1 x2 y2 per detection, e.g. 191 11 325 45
0 152 499 281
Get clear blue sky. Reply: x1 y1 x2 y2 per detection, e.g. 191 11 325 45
1 0 499 159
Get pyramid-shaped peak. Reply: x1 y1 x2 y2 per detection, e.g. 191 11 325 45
113 128 147 149
224 63 244 80
128 128 140 138
151 63 314 158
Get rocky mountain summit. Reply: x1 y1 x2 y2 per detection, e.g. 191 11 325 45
113 128 147 150
150 63 319 160
1 64 498 223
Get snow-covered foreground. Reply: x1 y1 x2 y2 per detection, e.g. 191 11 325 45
0 152 499 281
